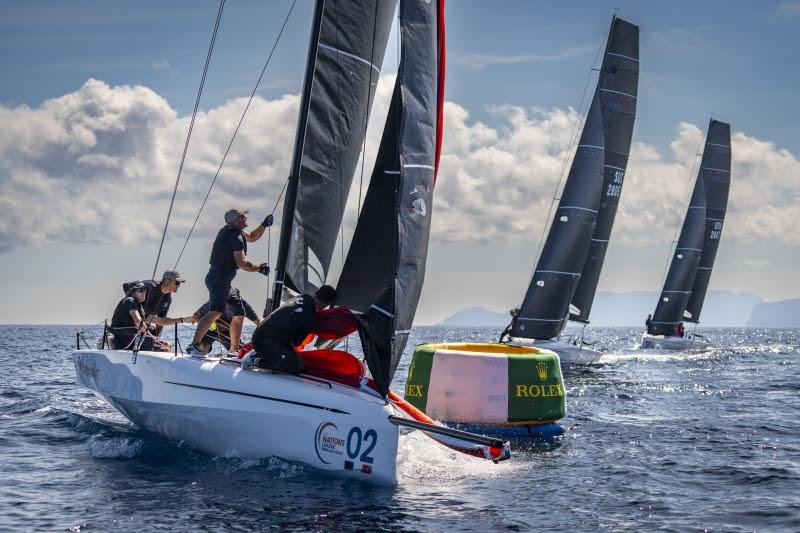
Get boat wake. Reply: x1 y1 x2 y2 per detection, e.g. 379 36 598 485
397 430 525 484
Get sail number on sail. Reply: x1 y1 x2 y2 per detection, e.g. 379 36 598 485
710 220 723 240
606 170 625 197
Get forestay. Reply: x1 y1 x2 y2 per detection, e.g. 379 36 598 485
569 17 639 323
650 119 731 336
280 0 396 296
336 0 445 396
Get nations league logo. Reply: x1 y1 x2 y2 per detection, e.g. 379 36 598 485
314 422 346 464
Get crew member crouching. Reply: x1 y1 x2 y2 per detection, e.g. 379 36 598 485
242 285 336 373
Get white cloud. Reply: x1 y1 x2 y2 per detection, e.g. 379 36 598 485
1 78 799 256
452 46 594 69
0 78 296 252
735 258 772 269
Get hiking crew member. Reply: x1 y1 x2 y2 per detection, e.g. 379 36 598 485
187 208 272 355
243 285 336 374
192 287 262 354
123 271 192 336
110 282 158 351
645 313 653 334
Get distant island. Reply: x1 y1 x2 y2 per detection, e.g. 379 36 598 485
747 298 800 327
438 291 800 328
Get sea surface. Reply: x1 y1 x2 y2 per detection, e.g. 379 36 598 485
1 325 798 531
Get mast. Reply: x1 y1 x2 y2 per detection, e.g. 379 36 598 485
271 0 325 313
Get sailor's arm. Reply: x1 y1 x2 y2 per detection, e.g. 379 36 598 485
146 314 195 326
129 309 146 331
243 214 273 242
234 250 260 272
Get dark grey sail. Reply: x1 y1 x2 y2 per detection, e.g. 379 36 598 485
276 0 396 301
510 95 605 340
337 0 445 396
684 119 731 322
649 134 711 336
570 17 639 323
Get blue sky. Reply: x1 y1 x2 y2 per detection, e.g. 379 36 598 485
3 1 798 152
1 0 799 324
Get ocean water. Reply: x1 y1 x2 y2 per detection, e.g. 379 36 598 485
1 325 799 531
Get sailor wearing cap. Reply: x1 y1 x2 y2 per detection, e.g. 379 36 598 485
121 270 194 337
186 207 273 355
110 282 157 351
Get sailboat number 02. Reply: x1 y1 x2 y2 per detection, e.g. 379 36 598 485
347 427 377 464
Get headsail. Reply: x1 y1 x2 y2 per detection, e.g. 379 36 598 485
336 0 445 396
510 94 605 340
684 120 732 322
650 119 730 336
569 17 639 323
274 0 396 303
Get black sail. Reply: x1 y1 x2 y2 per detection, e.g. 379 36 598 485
510 95 605 340
337 0 444 396
650 131 713 336
570 17 639 322
684 120 731 322
282 0 396 295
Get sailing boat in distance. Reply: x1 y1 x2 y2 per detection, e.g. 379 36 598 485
403 16 638 436
504 16 639 364
641 118 732 351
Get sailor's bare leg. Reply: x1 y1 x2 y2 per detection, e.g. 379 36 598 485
192 311 223 345
229 315 244 353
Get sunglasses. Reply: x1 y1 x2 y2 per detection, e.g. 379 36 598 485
174 281 182 286
135 288 146 293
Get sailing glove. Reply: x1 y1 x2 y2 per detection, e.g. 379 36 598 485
258 263 271 277
261 214 274 228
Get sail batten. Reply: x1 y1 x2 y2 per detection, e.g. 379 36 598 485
650 119 731 335
569 16 640 323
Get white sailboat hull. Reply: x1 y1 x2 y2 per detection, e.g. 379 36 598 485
73 349 399 484
640 334 709 351
509 338 602 364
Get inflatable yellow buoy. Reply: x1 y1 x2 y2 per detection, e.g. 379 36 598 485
404 343 565 425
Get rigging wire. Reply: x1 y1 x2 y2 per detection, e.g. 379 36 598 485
170 0 299 270
152 0 226 280
529 23 609 277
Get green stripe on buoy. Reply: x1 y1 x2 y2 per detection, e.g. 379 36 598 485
404 344 436 411
507 352 565 422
